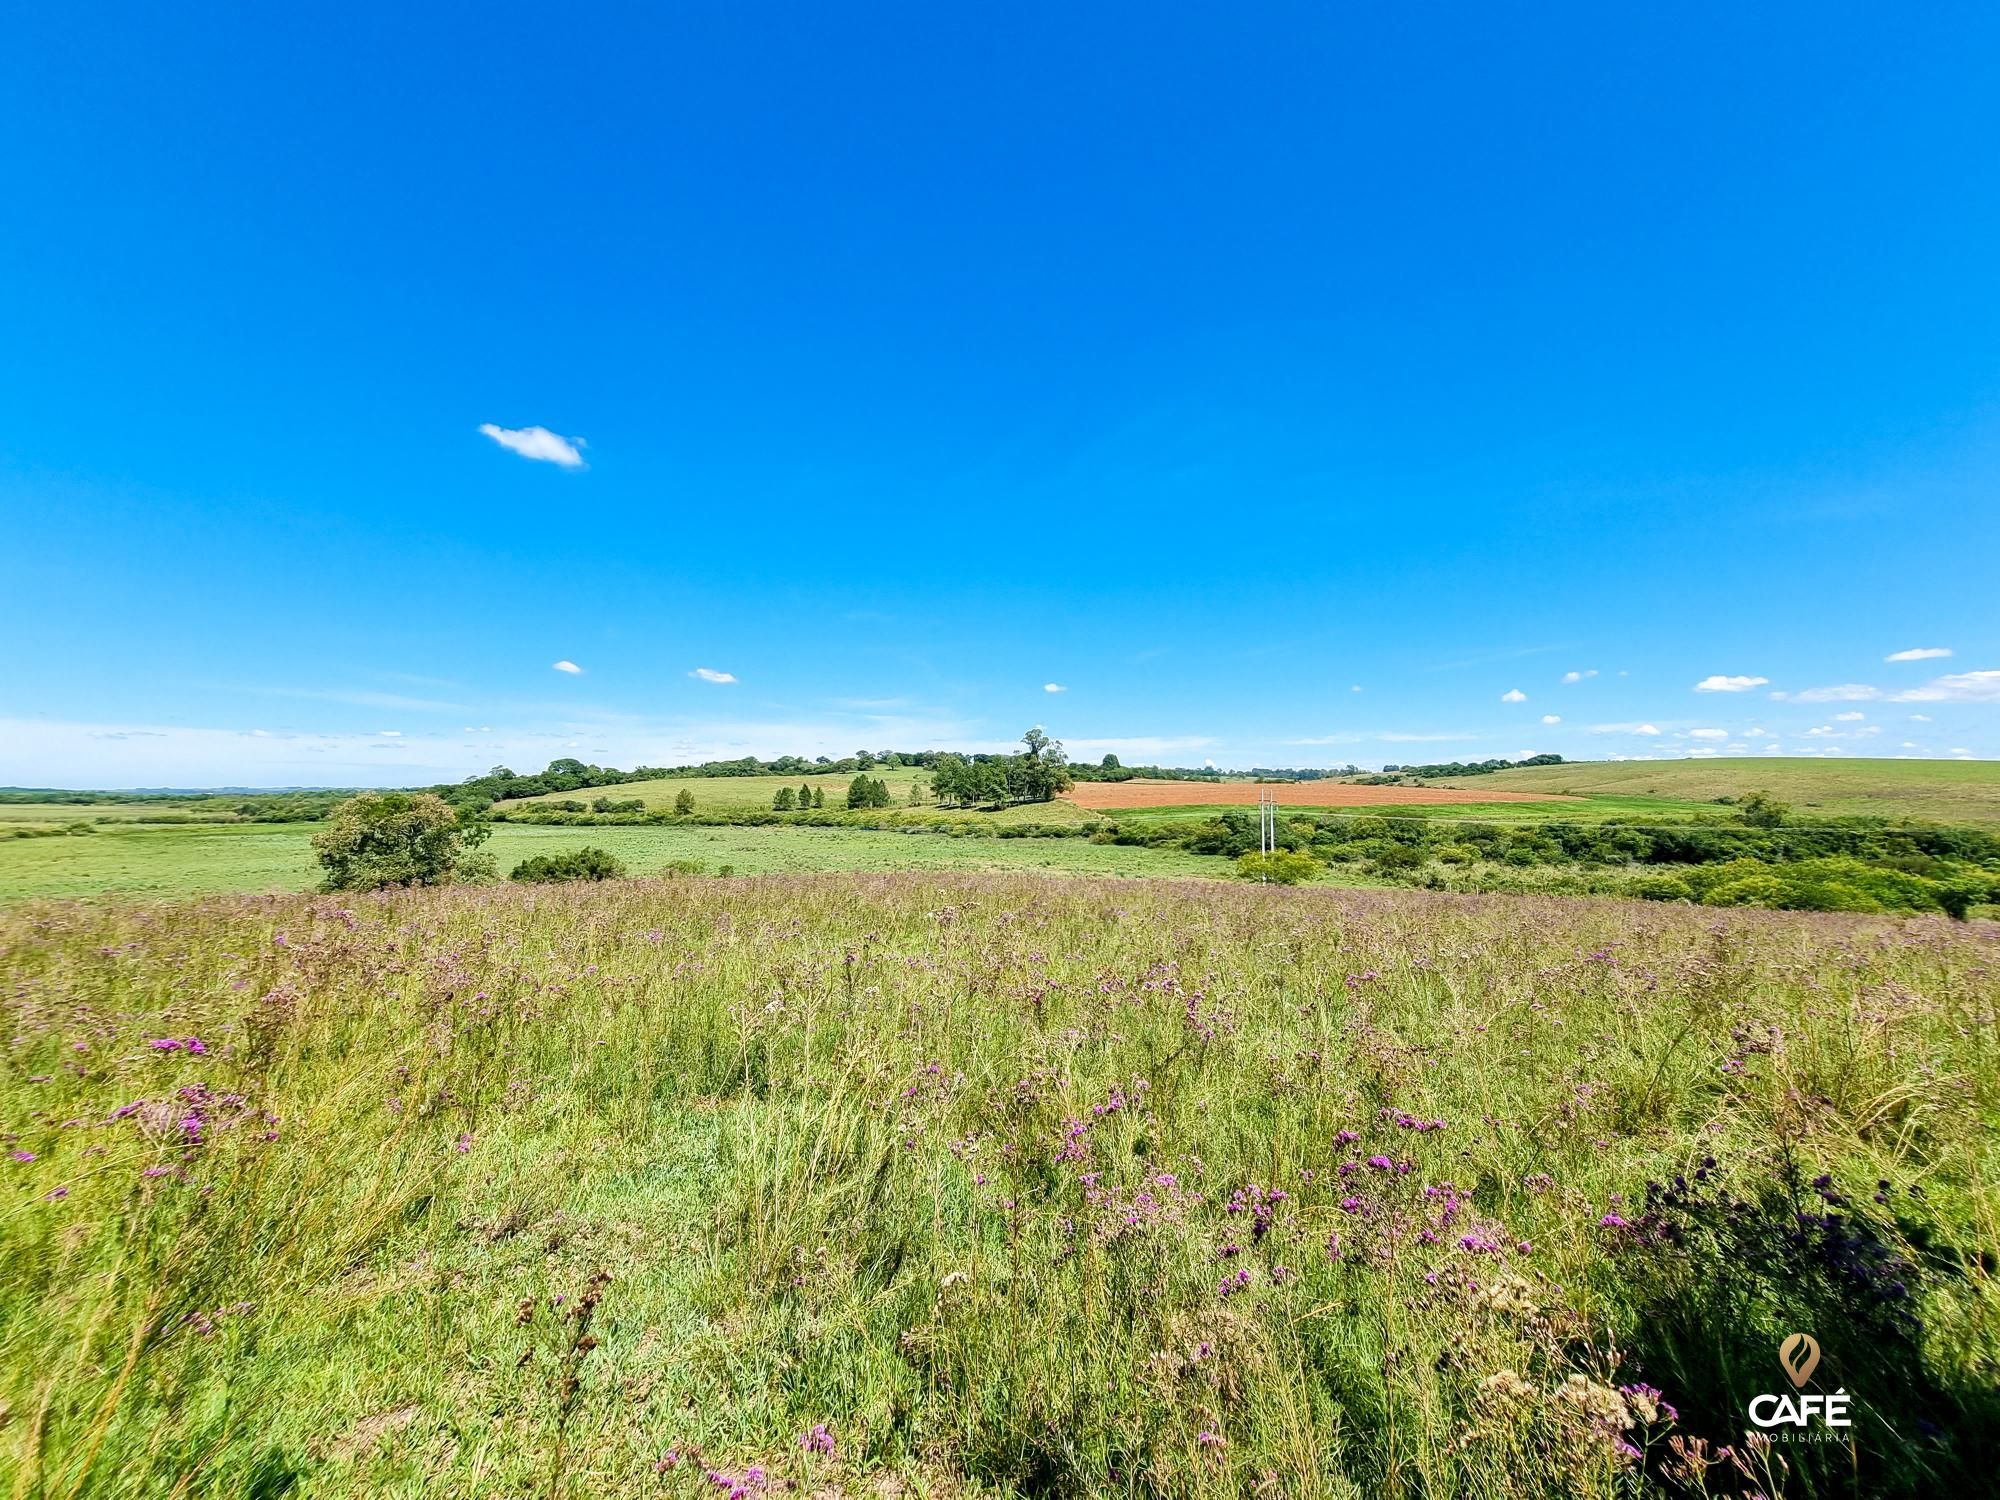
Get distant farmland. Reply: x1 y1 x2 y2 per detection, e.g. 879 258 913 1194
1065 778 1578 810
1431 755 2000 825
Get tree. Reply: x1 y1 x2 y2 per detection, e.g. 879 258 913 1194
847 775 892 810
811 786 825 809
800 782 814 808
311 792 493 891
773 787 797 811
1015 726 1074 803
674 788 696 815
1100 753 1121 771
1740 790 1791 828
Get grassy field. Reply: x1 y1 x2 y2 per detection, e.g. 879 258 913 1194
508 770 1102 827
2 875 1994 1497
1103 793 1733 833
0 822 1240 903
1433 757 2000 826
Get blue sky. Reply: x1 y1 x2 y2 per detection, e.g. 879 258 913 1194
3 3 1997 787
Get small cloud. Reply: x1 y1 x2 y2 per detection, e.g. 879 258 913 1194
479 423 586 468
1694 674 1768 693
1689 728 1728 740
1588 722 1661 736
1889 669 2000 704
1541 714 1561 725
1950 747 1973 756
1501 688 1528 703
1885 647 1952 662
551 660 584 675
1910 713 1933 722
1902 741 1920 749
1833 711 1866 722
1744 727 1768 738
1043 683 1066 694
689 667 737 684
1350 684 1363 693
250 729 271 738
379 730 401 738
1805 725 1836 737
1774 683 1879 703
1561 669 1598 684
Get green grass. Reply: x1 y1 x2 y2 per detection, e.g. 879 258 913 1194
1434 756 2000 825
0 821 1245 903
3 876 1994 1496
1107 793 1733 831
508 769 1101 827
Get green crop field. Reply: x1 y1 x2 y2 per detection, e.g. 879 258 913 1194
3 874 1994 1497
1432 757 2000 826
0 821 1244 904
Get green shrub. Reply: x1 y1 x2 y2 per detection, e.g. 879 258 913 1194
1235 849 1323 884
508 846 627 884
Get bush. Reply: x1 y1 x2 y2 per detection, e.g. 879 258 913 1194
508 847 627 884
311 792 493 892
1235 849 1323 884
673 789 696 815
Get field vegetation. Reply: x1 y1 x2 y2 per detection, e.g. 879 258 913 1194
2 875 1994 1497
1433 758 2000 828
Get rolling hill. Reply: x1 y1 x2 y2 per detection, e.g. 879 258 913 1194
1428 757 2000 826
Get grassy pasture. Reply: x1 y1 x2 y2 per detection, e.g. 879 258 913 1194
0 821 1236 903
2 875 1994 1496
1104 792 1733 832
1437 757 2000 826
507 771 1101 827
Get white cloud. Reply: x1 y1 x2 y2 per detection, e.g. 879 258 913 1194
479 423 585 468
1500 688 1528 703
1890 670 2000 703
379 729 401 737
1541 714 1561 725
1043 683 1066 694
1688 728 1728 740
1885 647 1952 662
1910 713 1933 722
1589 722 1661 735
1743 727 1768 737
1694 675 1769 693
1833 711 1866 721
1805 725 1836 737
1350 684 1363 693
551 660 584 675
689 668 737 684
1561 669 1598 684
1902 741 1920 749
1773 683 1879 703
1950 747 1973 756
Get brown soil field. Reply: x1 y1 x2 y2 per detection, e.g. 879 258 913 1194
1063 779 1580 810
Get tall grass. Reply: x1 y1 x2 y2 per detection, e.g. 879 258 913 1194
2 875 1994 1497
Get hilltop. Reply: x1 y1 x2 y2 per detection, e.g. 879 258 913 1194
1428 756 2000 826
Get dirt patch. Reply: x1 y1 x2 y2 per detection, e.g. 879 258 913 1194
1063 780 1578 811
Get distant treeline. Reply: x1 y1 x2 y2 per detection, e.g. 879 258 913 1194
1361 753 1563 782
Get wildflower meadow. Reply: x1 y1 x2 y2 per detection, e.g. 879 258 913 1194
2 874 1994 1497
